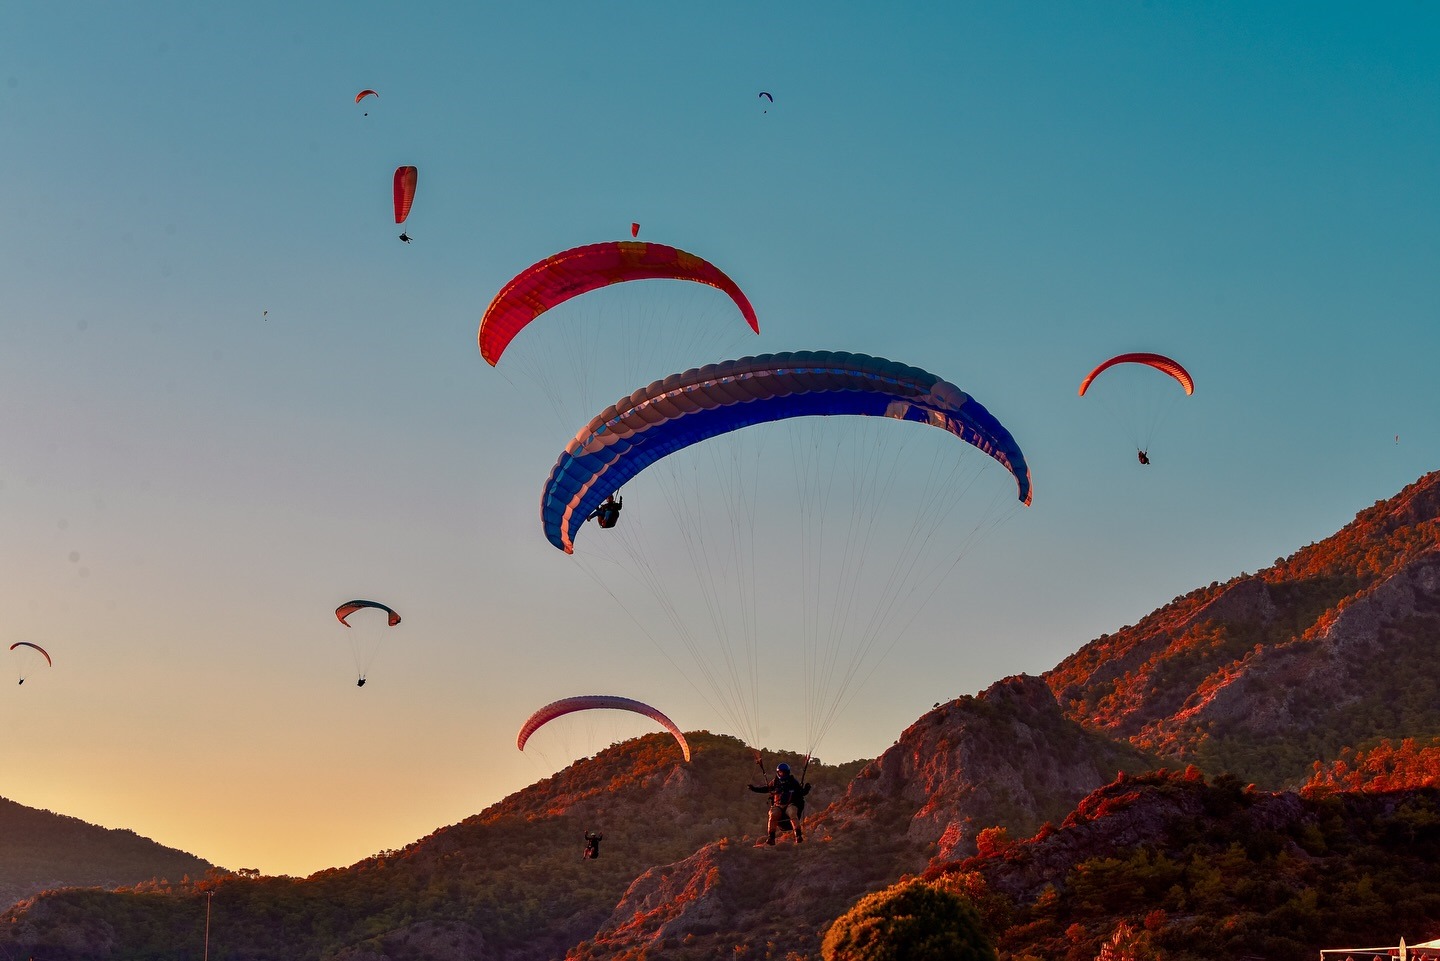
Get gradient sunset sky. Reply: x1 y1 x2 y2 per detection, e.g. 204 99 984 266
2 2 1437 876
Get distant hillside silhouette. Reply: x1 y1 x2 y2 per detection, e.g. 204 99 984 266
0 796 214 910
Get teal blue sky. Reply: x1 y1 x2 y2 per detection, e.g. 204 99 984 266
1 2 1437 874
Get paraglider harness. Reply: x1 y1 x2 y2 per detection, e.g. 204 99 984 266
583 831 603 860
1137 449 1150 466
590 494 623 529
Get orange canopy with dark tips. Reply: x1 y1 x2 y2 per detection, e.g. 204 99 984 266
1078 352 1194 397
335 600 401 627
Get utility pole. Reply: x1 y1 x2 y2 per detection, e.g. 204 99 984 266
203 890 213 961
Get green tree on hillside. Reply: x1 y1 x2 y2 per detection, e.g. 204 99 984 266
822 878 997 961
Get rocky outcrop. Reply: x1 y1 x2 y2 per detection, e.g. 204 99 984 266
835 675 1155 860
1152 552 1440 737
570 675 1157 960
1048 472 1440 784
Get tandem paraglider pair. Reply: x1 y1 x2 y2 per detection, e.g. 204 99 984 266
750 761 810 846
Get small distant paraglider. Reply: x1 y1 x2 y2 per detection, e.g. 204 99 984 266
9 641 51 685
758 91 773 113
394 165 417 241
355 88 378 116
1079 352 1194 467
335 600 401 687
631 222 640 238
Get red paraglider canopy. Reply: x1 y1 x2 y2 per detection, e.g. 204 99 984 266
517 694 691 762
335 600 401 628
355 89 379 103
1078 352 1194 397
478 241 759 366
9 641 51 667
393 166 417 224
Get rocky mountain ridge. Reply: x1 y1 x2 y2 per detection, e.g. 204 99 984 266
568 675 1158 959
1047 471 1440 785
7 473 1440 960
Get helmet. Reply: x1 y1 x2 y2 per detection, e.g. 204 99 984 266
776 763 791 774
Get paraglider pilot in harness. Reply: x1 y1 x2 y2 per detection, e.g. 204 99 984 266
750 762 810 845
583 831 603 860
588 493 623 529
1137 449 1150 466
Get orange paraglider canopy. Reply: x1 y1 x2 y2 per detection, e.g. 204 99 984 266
1078 352 1193 397
355 89 379 103
393 166 417 224
335 600 401 627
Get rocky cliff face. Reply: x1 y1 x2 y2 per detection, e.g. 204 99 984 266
1047 472 1440 785
932 770 1440 961
569 675 1155 960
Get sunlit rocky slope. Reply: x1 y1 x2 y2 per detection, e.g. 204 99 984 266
566 675 1157 960
7 472 1440 960
1047 471 1440 784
